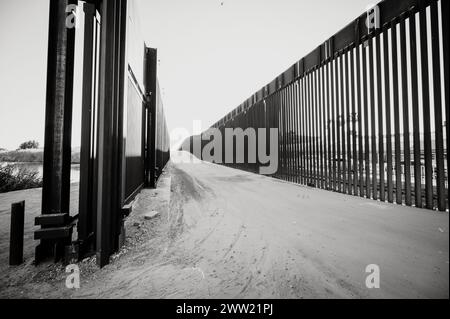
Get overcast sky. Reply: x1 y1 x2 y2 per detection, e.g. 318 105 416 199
0 0 368 150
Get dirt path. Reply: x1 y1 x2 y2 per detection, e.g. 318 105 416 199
0 151 448 298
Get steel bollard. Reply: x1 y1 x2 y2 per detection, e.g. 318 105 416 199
9 201 25 265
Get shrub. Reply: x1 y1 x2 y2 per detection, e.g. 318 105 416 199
18 140 39 150
0 164 43 193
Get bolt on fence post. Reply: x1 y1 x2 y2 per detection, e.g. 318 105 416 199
10 201 25 266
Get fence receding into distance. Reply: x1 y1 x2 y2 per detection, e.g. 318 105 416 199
185 0 449 212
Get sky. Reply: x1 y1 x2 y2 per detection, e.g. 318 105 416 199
0 0 369 150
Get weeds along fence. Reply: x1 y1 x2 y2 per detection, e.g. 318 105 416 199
188 0 449 212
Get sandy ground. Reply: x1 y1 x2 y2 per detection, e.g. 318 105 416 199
0 151 448 298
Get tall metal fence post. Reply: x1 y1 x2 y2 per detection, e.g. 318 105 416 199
36 0 76 263
144 47 158 188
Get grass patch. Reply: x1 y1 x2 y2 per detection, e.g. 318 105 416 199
0 149 80 163
0 164 43 193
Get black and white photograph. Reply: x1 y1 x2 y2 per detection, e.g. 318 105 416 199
0 0 448 309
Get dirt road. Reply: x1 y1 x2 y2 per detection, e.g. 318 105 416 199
145 152 448 298
0 151 448 298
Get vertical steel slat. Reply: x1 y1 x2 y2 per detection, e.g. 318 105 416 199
286 85 292 181
282 89 286 179
278 90 282 179
409 10 422 208
430 0 445 211
274 92 279 178
306 73 313 185
285 87 290 180
269 95 274 177
79 3 95 243
274 91 282 178
301 77 306 185
383 25 394 203
362 42 370 198
311 71 317 186
294 82 298 183
391 20 403 205
276 92 280 178
255 102 258 172
315 69 321 188
266 98 269 175
96 0 125 266
317 68 322 188
267 97 271 174
298 80 302 183
375 32 385 202
272 93 277 177
340 52 346 193
250 104 253 171
342 50 348 194
262 100 266 173
345 49 352 194
319 65 325 189
243 109 247 170
322 65 328 189
282 88 287 180
339 53 346 193
312 71 317 186
326 63 332 190
284 87 288 180
294 82 300 184
331 60 337 191
255 102 258 173
293 83 297 183
303 76 308 185
310 72 315 186
336 55 342 192
350 48 358 195
286 87 290 180
254 103 257 173
263 97 268 175
356 44 364 197
419 4 433 209
369 37 378 200
400 15 412 206
314 71 319 187
246 106 250 171
291 82 297 183
306 73 311 185
314 70 319 186
279 89 284 179
246 105 250 171
297 80 302 184
298 79 303 184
